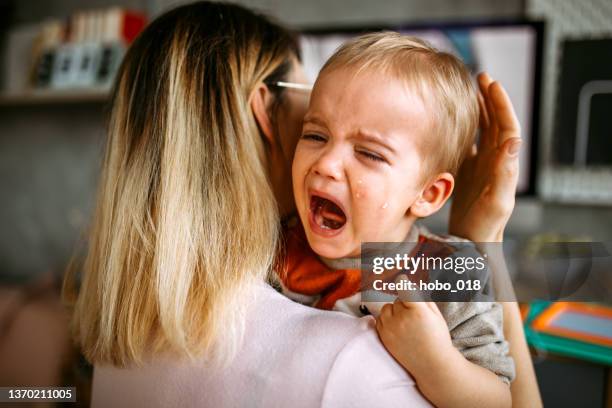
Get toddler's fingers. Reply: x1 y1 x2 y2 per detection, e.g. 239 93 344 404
398 289 425 303
392 298 407 316
400 302 444 324
395 274 427 302
375 314 384 331
380 302 393 320
395 274 410 302
425 302 443 318
397 299 432 314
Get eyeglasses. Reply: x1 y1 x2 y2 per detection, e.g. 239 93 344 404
268 81 313 92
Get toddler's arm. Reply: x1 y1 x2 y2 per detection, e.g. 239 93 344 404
440 301 515 384
376 300 511 408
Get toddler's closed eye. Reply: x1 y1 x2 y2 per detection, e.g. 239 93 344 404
356 148 386 163
302 133 327 142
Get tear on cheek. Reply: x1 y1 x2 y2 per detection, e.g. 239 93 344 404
355 189 367 200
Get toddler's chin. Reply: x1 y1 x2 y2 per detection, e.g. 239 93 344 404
308 236 358 260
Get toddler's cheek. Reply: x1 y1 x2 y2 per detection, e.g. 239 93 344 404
372 194 395 216
354 181 390 208
354 180 367 200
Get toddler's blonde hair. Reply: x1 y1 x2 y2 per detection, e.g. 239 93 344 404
321 31 479 177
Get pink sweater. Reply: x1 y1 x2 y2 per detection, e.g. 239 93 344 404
92 283 431 407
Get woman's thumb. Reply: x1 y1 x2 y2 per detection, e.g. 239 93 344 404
506 137 522 157
490 137 521 209
501 137 521 174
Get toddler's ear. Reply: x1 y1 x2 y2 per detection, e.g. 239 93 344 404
249 83 276 146
410 173 454 218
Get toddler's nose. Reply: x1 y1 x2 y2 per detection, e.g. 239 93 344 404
312 148 344 181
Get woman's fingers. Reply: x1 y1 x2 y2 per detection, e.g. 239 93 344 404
477 91 490 130
488 137 521 221
483 79 521 213
489 81 521 147
496 137 521 181
477 91 494 151
477 72 491 128
477 71 492 94
477 72 499 148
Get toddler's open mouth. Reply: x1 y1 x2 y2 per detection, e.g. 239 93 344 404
309 194 347 234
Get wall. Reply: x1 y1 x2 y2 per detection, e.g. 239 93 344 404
0 104 105 279
153 0 523 26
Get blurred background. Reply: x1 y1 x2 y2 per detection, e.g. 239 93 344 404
0 0 610 406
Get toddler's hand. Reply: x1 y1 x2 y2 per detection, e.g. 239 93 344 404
375 299 455 378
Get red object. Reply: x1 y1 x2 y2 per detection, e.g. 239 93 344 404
278 224 449 310
279 224 361 310
121 12 147 44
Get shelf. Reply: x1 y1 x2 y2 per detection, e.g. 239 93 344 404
0 88 111 106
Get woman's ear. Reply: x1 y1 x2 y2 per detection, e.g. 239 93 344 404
249 83 276 146
410 173 455 218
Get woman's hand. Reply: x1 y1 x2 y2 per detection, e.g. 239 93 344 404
450 74 543 406
449 73 522 243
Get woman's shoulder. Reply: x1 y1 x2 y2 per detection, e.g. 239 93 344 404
254 283 373 344
255 284 431 407
92 285 429 408
320 328 432 408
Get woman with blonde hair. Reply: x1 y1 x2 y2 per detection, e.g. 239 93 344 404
64 2 541 406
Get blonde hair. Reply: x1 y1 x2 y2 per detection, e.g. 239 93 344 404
321 31 479 176
63 2 300 367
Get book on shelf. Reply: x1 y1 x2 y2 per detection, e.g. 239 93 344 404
30 8 146 92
